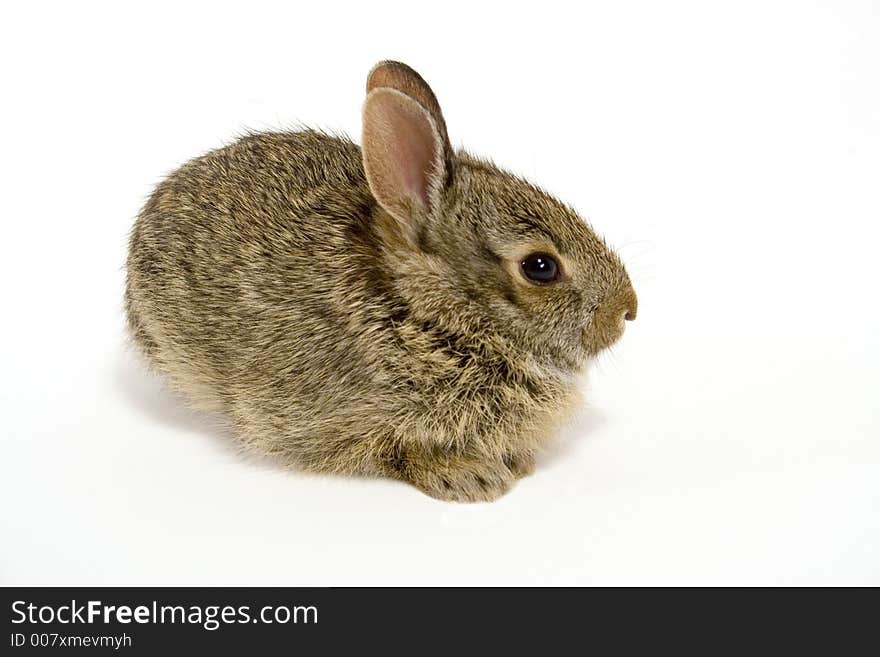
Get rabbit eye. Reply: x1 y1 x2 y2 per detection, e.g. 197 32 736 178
520 253 559 284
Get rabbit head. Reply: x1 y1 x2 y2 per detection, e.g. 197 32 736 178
362 61 637 375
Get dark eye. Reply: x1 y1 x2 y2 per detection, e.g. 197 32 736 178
520 252 559 284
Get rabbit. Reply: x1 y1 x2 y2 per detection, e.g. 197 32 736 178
125 60 637 502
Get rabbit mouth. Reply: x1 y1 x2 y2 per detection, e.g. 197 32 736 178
582 321 627 357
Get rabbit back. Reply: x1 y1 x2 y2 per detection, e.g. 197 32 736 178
126 130 382 428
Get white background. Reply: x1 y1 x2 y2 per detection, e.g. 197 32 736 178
2 0 878 585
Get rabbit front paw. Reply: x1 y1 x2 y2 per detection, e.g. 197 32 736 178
402 453 516 503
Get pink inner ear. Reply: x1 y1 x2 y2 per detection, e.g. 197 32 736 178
392 116 434 208
391 109 437 209
363 88 442 219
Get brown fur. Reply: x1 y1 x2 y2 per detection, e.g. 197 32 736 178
125 61 637 502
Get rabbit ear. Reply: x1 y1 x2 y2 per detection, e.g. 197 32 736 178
362 86 448 239
366 61 452 168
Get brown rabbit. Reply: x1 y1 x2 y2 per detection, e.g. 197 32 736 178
125 61 637 502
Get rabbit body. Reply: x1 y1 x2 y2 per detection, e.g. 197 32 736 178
126 62 636 501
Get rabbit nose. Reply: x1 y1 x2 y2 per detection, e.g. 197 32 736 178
622 287 638 322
